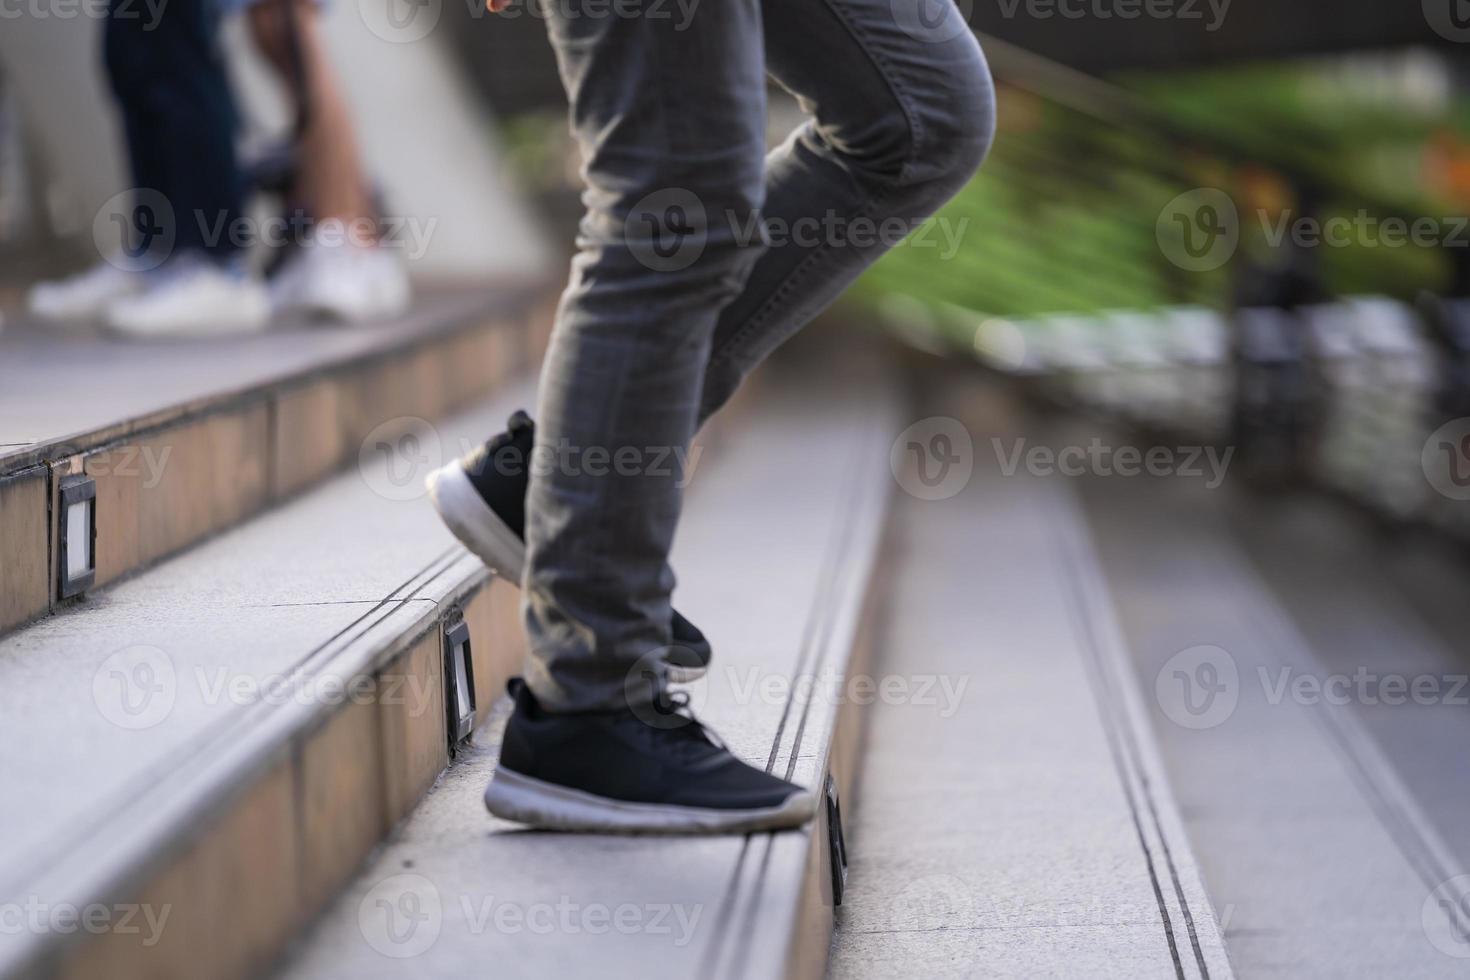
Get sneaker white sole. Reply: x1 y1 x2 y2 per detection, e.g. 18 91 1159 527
426 460 708 682
483 767 816 834
426 460 528 580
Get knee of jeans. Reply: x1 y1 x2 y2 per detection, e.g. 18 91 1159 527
905 50 997 197
825 51 994 200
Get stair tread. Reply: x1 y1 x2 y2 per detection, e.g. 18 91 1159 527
271 360 900 980
829 394 1232 979
0 377 533 971
1080 463 1470 977
0 285 531 472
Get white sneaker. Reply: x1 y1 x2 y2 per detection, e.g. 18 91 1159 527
106 257 270 338
270 240 411 323
28 262 145 321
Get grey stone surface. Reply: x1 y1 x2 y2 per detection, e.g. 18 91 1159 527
827 424 1231 980
1221 495 1470 871
273 362 902 980
0 289 510 461
1077 439 1470 977
0 380 532 961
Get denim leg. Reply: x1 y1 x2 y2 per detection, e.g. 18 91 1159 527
697 0 996 422
104 0 244 263
524 0 768 712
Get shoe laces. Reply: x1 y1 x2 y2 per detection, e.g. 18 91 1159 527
646 690 727 756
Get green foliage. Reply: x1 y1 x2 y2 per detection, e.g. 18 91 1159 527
861 58 1464 346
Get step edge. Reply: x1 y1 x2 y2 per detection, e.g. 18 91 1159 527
1048 478 1237 980
0 295 546 639
0 552 504 980
0 288 542 477
708 383 904 980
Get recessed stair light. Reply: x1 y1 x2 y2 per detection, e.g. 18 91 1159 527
825 774 849 906
442 614 476 754
57 474 97 600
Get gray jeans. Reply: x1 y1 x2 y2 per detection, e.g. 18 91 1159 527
523 0 995 712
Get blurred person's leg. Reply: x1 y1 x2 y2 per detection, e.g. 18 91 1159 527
30 0 263 325
103 0 246 265
34 0 269 333
246 0 372 237
247 0 411 321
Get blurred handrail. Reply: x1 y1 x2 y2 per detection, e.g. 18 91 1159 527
978 31 1451 235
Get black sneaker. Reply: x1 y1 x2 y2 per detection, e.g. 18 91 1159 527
426 410 712 682
483 679 815 833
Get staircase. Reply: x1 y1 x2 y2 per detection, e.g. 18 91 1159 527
31 264 1470 980
828 375 1231 980
0 286 552 636
0 288 551 979
0 297 1242 979
270 347 899 980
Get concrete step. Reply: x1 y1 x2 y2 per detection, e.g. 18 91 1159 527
0 285 551 637
827 378 1233 979
1079 440 1470 977
268 353 902 980
0 379 543 980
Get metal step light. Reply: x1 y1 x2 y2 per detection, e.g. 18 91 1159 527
825 774 849 906
56 474 96 600
442 612 476 755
